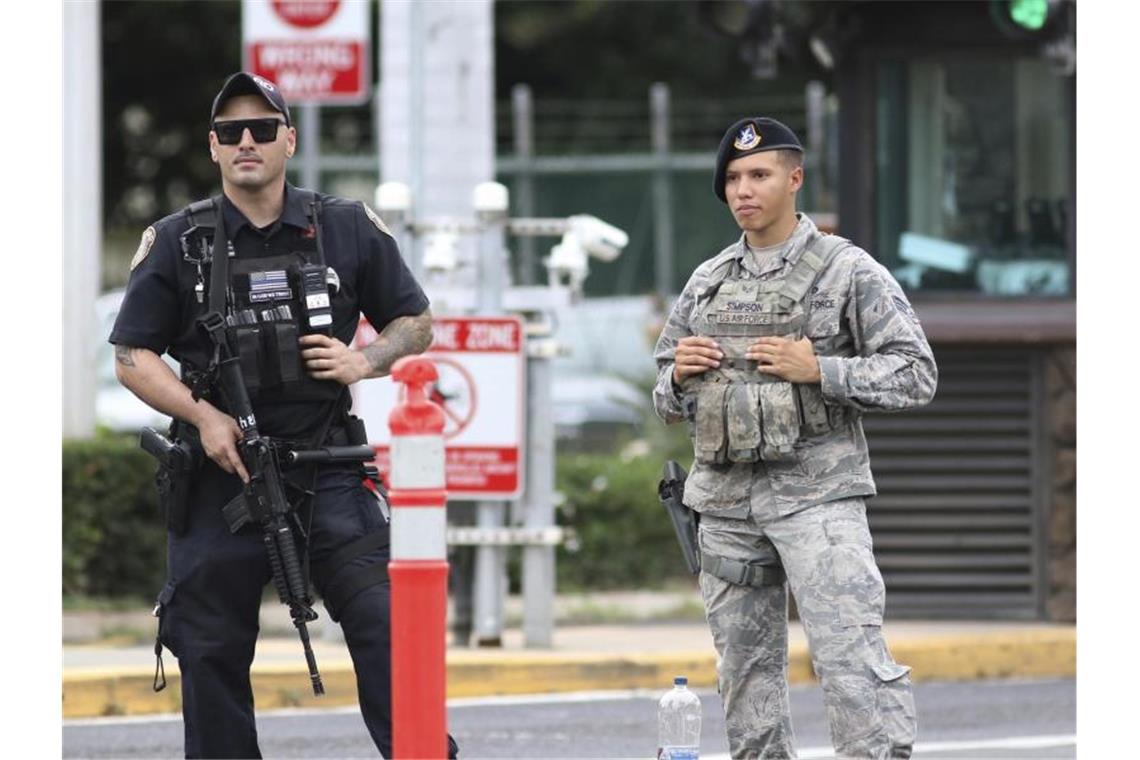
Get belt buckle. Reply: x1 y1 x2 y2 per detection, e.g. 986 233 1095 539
731 563 750 586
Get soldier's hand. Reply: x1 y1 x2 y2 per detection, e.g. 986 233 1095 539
747 336 821 383
673 336 723 384
300 334 370 385
198 407 250 482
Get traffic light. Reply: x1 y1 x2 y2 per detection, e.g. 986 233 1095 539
988 0 1074 75
1009 0 1049 31
989 0 1066 38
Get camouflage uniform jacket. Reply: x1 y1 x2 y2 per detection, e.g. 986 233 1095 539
653 214 938 518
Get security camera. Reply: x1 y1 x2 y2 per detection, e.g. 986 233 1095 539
566 215 628 262
545 232 589 292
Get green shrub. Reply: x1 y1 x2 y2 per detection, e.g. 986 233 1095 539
555 448 692 590
62 434 166 601
61 405 700 599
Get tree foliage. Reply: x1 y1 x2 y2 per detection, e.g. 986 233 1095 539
102 1 242 231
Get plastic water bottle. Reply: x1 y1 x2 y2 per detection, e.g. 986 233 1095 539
657 675 701 759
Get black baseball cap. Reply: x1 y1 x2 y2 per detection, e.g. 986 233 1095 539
713 117 803 203
211 72 291 127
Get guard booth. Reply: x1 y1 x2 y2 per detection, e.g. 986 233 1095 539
829 1 1076 621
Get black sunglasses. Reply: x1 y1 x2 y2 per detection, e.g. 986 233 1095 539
212 117 285 145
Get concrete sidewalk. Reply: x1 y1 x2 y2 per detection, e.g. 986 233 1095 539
62 592 1076 719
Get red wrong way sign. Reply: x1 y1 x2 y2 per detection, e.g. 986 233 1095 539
351 317 527 500
242 0 369 104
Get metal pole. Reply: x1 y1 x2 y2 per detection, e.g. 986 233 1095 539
522 334 556 647
650 83 674 295
475 200 507 313
407 0 425 280
512 84 536 285
805 81 826 212
373 81 383 179
299 104 321 191
63 0 100 438
471 189 509 645
472 500 507 646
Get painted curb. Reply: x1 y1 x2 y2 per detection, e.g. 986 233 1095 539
62 629 1075 719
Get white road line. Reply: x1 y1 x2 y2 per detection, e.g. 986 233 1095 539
64 688 678 726
703 733 1077 760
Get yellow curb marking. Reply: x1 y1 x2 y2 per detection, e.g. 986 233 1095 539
63 630 1076 719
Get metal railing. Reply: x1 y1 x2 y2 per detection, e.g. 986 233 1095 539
289 82 835 295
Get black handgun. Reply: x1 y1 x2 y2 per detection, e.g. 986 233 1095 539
658 461 700 575
140 426 200 535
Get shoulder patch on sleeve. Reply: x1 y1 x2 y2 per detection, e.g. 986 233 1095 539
361 203 392 236
130 226 157 271
892 294 920 324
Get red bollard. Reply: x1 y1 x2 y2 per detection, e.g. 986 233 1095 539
388 356 449 759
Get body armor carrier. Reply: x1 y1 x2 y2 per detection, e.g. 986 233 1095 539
178 192 342 406
681 233 850 465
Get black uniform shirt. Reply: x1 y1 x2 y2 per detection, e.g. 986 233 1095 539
110 183 429 438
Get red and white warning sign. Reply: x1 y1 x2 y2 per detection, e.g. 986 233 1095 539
242 0 370 105
351 316 526 500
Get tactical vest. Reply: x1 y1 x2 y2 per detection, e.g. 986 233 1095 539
681 233 850 465
178 192 343 406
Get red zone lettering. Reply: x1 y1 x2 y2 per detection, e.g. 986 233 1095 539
352 318 520 354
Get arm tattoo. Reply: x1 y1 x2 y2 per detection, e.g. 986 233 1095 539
114 345 138 368
361 311 434 377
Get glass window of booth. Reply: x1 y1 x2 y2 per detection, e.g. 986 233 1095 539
874 56 1073 296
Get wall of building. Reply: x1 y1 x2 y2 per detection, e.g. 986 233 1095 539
1046 345 1076 621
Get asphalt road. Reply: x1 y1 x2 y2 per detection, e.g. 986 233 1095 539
63 677 1075 759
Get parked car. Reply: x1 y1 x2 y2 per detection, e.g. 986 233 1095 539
549 296 656 444
94 289 176 432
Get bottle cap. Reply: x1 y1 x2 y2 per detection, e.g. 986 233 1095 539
674 676 687 686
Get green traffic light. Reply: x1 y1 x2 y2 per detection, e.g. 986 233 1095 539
1009 0 1048 30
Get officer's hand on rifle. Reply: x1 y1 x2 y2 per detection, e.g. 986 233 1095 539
299 334 370 386
673 336 724 384
747 336 821 383
196 406 250 482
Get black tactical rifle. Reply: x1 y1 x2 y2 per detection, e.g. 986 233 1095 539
197 312 375 697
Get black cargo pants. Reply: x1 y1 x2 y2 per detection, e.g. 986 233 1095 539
154 460 459 759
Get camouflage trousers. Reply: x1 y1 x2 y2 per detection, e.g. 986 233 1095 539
698 498 916 759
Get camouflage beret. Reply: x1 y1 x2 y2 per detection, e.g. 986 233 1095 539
713 117 803 203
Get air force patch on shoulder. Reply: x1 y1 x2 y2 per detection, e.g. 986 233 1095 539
362 203 392 237
130 226 156 271
734 123 762 151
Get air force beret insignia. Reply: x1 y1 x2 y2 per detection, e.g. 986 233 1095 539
362 203 392 236
733 123 762 151
130 226 156 271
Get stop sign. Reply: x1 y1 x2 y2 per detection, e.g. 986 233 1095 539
270 0 340 29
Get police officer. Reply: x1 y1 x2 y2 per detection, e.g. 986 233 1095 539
653 117 937 759
110 72 459 758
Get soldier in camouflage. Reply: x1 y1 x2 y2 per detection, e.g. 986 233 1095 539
653 117 937 759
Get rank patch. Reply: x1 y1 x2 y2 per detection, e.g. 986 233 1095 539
734 123 762 151
130 226 156 271
892 295 920 323
362 203 392 236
